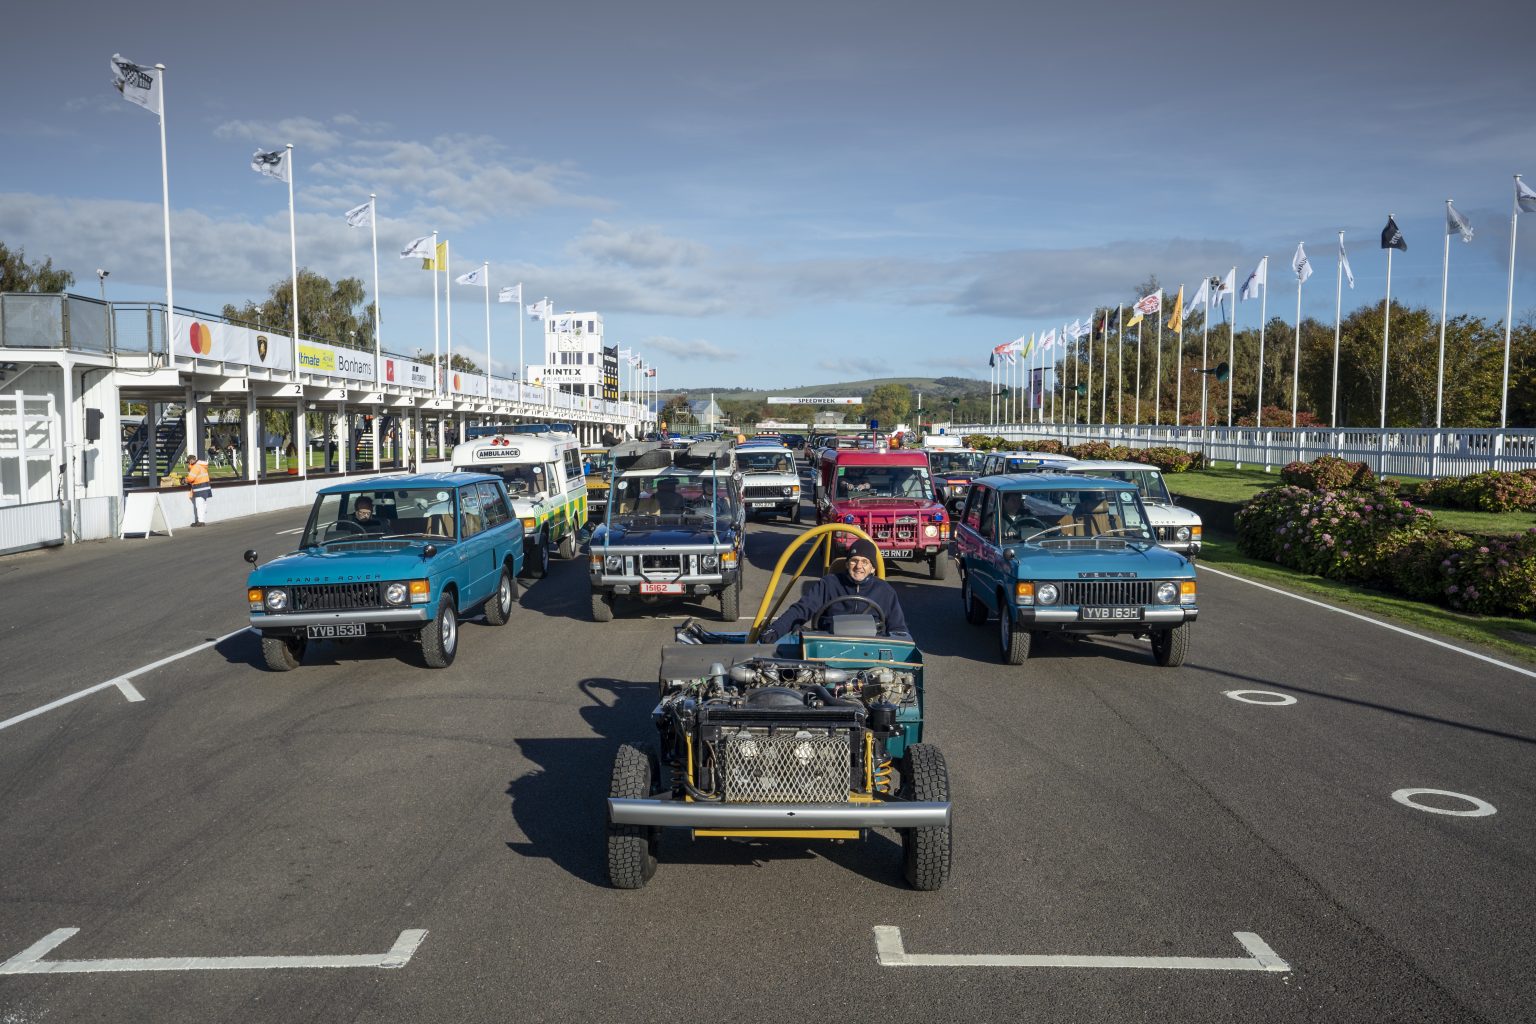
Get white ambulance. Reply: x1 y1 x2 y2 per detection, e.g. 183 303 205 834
451 430 588 577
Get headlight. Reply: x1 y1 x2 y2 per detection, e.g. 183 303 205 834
782 486 796 497
1175 526 1192 541
1036 583 1059 605
842 514 856 524
1156 582 1179 604
264 588 289 612
701 553 720 570
604 555 623 572
384 582 409 606
924 524 938 538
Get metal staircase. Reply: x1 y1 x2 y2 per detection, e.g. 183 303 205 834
124 404 186 483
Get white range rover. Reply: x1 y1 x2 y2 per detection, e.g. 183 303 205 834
1059 460 1203 556
734 443 803 522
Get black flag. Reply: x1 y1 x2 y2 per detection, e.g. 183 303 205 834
1381 216 1407 252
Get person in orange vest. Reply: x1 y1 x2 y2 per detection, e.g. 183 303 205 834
186 453 212 526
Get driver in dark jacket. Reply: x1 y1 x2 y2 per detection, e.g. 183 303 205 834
760 538 909 641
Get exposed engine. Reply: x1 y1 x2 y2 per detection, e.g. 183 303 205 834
655 658 918 804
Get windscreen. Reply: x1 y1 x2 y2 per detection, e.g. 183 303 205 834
834 464 933 499
738 451 794 474
1073 468 1171 503
612 469 737 521
482 463 549 499
302 487 457 546
584 451 613 475
931 451 983 473
995 487 1152 542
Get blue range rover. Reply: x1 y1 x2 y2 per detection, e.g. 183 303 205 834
245 473 524 671
953 473 1198 667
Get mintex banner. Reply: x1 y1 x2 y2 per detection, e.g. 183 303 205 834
296 341 375 381
172 313 295 372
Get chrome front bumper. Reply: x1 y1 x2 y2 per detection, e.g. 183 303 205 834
609 798 950 830
1018 606 1197 626
250 607 432 629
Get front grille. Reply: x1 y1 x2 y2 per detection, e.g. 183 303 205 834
744 485 784 499
291 582 382 611
721 728 851 803
1063 579 1159 606
641 554 682 576
893 516 918 545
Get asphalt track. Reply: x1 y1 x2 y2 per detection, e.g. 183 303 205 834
1 483 1532 1023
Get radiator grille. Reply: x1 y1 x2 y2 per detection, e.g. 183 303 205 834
1063 579 1158 606
641 553 682 576
743 485 784 499
291 582 382 611
721 728 851 803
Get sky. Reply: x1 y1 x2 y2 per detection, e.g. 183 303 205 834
4 0 1535 390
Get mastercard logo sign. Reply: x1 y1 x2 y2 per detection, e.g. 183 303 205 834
188 322 213 356
453 373 462 390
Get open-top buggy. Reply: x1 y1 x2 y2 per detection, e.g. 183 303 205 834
605 523 953 890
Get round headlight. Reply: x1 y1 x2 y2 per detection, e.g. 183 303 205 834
702 553 720 570
924 524 938 538
1156 582 1179 604
843 514 856 524
782 486 795 497
1176 526 1191 541
1036 583 1059 605
384 582 408 606
604 555 623 572
264 588 289 612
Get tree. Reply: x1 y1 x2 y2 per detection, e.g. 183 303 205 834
1 241 74 292
862 383 911 427
222 269 374 348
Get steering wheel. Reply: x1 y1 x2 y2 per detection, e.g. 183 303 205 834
802 593 887 636
1023 524 1074 543
331 519 368 535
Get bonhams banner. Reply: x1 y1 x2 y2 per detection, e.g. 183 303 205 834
296 341 375 382
172 314 294 372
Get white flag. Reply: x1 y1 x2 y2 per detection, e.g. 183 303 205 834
1292 243 1313 284
629 354 642 368
455 266 486 287
250 148 290 183
1039 327 1057 350
400 235 434 259
1213 267 1236 308
1517 176 1536 214
1446 201 1474 243
1339 236 1355 290
1185 277 1210 318
1134 289 1162 316
344 199 373 228
526 298 553 320
498 284 520 303
1240 258 1267 301
109 54 162 115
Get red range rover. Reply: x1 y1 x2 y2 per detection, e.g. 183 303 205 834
816 446 951 579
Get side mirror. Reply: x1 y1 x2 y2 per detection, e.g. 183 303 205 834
243 549 258 565
1003 547 1017 560
423 543 438 559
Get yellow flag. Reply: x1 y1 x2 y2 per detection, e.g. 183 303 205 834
421 241 448 272
1126 309 1144 328
1168 286 1184 334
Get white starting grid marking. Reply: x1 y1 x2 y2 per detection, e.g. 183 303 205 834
0 927 428 975
872 927 1290 972
0 626 252 734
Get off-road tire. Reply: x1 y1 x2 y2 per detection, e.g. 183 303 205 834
591 590 614 622
928 553 949 580
261 634 305 672
719 576 741 621
558 531 576 559
483 568 516 626
998 602 1031 665
524 533 550 579
790 501 803 524
1151 623 1190 667
901 743 952 891
607 743 659 889
421 593 458 668
961 574 987 625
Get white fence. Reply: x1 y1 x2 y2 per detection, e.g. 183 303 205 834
953 424 1536 479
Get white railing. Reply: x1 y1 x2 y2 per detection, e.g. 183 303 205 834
950 423 1536 479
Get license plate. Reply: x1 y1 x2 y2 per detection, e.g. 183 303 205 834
640 582 683 594
306 623 367 639
1080 606 1141 621
884 549 913 559
750 501 779 508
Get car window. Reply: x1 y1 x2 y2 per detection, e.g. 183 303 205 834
979 488 999 542
477 481 510 527
563 448 583 483
459 486 485 538
963 485 986 531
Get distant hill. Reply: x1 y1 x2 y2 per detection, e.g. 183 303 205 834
669 376 989 401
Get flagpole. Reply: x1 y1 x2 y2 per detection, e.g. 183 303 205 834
1134 315 1143 426
517 282 525 387
1436 204 1451 429
1333 235 1344 428
369 195 381 389
1200 284 1210 430
1173 296 1184 429
1502 178 1521 430
1114 305 1122 425
445 240 453 400
285 144 299 381
1085 312 1094 425
482 261 491 401
1380 228 1393 430
154 64 174 342
1256 257 1268 430
431 231 440 397
1293 249 1303 429
1154 302 1163 426
1227 268 1236 429
1074 324 1082 424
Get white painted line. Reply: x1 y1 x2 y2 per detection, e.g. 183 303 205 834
1223 690 1298 706
276 527 306 535
0 927 428 974
1391 788 1497 818
872 926 1290 972
0 627 250 734
1199 565 1536 681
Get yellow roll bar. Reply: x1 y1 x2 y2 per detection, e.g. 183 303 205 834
747 523 885 642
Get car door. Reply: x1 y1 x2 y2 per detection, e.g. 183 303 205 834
968 487 1003 613
955 483 987 577
456 484 495 604
477 481 517 576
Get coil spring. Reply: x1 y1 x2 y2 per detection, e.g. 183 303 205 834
874 757 895 794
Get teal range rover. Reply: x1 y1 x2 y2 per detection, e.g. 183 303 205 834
245 472 524 671
952 473 1198 667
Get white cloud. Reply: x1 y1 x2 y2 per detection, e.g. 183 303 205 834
643 335 736 361
214 117 345 152
569 220 709 268
817 356 887 376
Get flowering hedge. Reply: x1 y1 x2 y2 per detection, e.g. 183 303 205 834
1402 470 1536 514
1131 447 1202 473
1236 484 1536 618
1279 455 1375 491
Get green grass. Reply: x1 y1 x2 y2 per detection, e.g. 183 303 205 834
1414 507 1535 537
1197 537 1536 666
